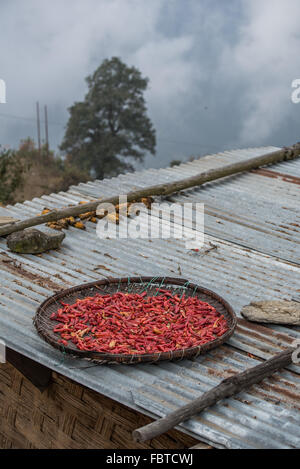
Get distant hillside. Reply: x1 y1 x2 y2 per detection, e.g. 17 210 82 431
0 139 89 205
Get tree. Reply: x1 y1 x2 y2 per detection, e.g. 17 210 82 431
170 159 182 167
60 57 156 179
0 147 25 204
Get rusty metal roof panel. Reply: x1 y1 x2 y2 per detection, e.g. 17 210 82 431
0 146 299 449
268 158 300 178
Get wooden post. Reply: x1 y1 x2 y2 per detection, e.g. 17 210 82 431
36 101 41 156
132 347 295 443
44 105 49 158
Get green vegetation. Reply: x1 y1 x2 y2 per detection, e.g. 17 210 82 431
0 146 25 204
0 138 88 205
170 159 182 167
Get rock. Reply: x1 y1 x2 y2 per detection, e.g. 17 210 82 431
7 228 65 254
241 300 300 326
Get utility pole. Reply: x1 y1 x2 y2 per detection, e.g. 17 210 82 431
36 101 41 156
44 105 49 158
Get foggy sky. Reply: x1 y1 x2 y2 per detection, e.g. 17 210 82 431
0 0 300 169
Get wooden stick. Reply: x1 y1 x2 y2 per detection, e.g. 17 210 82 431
1 144 300 237
0 216 18 227
132 347 295 443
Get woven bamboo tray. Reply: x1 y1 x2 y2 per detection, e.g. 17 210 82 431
34 276 237 364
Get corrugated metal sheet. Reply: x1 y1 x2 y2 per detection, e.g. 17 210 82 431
0 146 299 449
72 146 299 264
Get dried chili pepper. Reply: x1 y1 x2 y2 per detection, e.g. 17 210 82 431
50 290 229 355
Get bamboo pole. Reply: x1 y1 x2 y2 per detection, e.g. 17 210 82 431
1 143 300 237
132 347 295 443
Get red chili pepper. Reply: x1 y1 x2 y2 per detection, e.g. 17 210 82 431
50 290 229 354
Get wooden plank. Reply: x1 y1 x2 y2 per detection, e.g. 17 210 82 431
6 348 52 391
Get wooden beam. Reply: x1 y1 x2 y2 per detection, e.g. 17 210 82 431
1 143 300 237
6 348 52 392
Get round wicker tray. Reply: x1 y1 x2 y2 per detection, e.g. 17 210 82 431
34 276 237 364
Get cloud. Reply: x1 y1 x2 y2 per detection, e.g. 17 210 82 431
132 36 195 101
1 1 162 108
0 0 198 162
221 0 300 143
0 0 299 168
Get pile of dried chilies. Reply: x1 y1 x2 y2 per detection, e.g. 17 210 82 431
50 289 229 354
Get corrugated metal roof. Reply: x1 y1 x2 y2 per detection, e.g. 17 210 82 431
0 146 299 449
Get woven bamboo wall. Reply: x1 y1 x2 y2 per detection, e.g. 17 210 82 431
0 362 207 449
